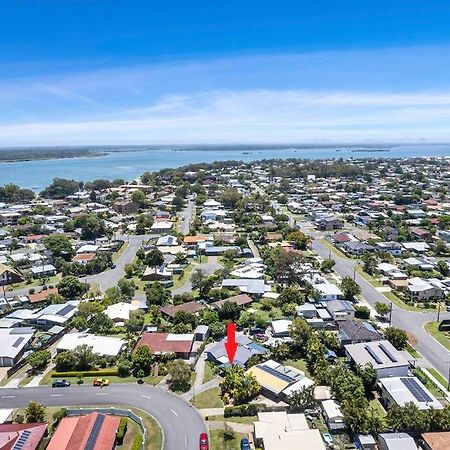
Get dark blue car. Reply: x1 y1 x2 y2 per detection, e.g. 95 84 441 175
240 438 250 450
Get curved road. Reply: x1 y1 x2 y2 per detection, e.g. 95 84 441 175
313 239 450 378
0 384 206 450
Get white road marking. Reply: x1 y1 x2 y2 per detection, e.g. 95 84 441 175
50 394 62 397
140 395 151 399
1 395 15 399
184 435 187 447
170 408 178 416
95 393 108 396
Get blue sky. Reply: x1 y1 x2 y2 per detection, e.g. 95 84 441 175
2 0 450 145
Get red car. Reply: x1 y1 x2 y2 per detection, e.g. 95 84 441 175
199 433 209 450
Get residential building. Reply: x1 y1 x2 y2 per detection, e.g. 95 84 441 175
376 241 403 257
253 411 326 450
57 332 126 356
105 302 140 325
338 320 382 346
0 423 47 450
326 299 355 321
321 399 346 431
137 332 194 359
378 433 417 450
421 432 450 450
406 277 445 302
345 340 410 379
47 412 120 450
0 327 34 366
0 263 22 286
113 200 139 214
379 376 442 410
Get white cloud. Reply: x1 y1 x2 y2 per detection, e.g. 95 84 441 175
2 88 450 145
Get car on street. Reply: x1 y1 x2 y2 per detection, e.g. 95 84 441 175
199 432 209 450
93 378 110 387
52 379 71 388
240 438 250 449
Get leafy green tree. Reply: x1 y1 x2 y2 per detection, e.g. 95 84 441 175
26 350 51 373
132 346 154 375
320 258 336 273
173 310 197 328
362 253 377 275
340 276 361 300
286 230 309 250
131 189 147 207
118 278 135 299
58 276 89 299
220 365 261 405
125 310 145 332
145 282 171 307
25 402 46 423
190 268 206 291
375 302 391 318
72 344 97 370
219 187 242 208
44 234 75 260
437 260 450 276
73 213 105 240
72 316 88 330
384 327 408 350
289 318 311 356
145 249 164 268
218 301 241 321
136 214 154 233
435 239 448 256
167 360 192 392
54 351 76 372
356 364 377 396
288 385 316 412
278 285 305 306
41 178 80 199
90 312 114 334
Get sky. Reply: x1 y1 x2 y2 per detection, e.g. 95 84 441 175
2 0 450 145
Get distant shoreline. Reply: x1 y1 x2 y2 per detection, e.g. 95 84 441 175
0 151 106 164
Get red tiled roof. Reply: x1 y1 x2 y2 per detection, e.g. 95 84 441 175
137 332 193 354
0 423 47 450
72 253 96 262
183 235 209 243
28 287 58 304
47 413 120 450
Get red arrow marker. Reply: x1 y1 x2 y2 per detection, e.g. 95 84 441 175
225 322 238 364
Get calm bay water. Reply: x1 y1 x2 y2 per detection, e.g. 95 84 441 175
1 145 450 190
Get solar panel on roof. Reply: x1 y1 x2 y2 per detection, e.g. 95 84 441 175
379 343 398 363
12 337 25 348
84 414 105 450
401 377 434 403
56 304 76 316
364 345 382 365
12 430 31 450
259 365 295 383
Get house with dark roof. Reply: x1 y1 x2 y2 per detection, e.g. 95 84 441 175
206 335 267 367
160 301 204 319
47 412 120 450
0 422 47 450
338 320 382 346
211 293 254 309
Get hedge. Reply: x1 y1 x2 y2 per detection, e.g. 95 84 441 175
224 403 266 417
116 418 128 444
51 369 118 378
131 435 143 450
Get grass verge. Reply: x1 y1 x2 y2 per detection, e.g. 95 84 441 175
425 321 450 351
318 238 351 260
209 429 247 450
192 387 224 409
40 372 163 386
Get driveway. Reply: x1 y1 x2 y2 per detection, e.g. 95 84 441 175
180 199 195 235
0 384 206 450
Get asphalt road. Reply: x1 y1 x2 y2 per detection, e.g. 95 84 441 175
0 384 206 450
180 200 195 235
312 239 450 378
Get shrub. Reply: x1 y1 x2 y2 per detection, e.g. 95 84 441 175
354 305 370 320
224 404 266 417
131 435 143 450
50 369 118 378
116 418 128 444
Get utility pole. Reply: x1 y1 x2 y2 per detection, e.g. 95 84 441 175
437 302 441 323
389 301 393 326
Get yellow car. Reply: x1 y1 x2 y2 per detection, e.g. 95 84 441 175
93 378 110 387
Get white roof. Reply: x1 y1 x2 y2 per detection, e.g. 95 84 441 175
0 328 34 359
321 399 344 420
151 221 173 229
57 332 126 356
105 302 139 321
271 319 292 334
166 333 194 341
0 409 14 424
76 244 99 253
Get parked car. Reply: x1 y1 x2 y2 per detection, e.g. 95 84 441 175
249 327 265 336
240 437 251 450
93 378 110 387
199 433 209 450
254 333 268 342
52 379 71 388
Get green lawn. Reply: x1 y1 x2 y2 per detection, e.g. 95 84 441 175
6 274 61 292
284 359 309 375
405 344 421 359
207 415 256 425
355 266 383 287
113 242 129 263
428 368 449 389
425 321 450 351
369 398 386 417
383 291 434 313
40 372 163 386
192 387 224 409
170 264 194 291
209 429 248 450
117 417 141 449
203 362 217 384
318 238 351 260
